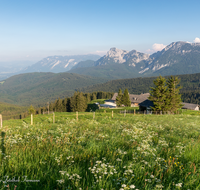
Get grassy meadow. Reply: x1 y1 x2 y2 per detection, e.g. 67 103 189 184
1 111 200 189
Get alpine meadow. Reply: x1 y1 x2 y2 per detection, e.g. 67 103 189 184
1 0 200 189
1 111 200 189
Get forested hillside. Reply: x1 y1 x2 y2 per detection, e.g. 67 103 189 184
79 73 200 104
1 72 200 108
69 63 140 80
0 102 28 120
0 72 107 106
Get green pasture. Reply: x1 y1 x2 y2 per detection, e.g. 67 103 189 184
1 112 200 189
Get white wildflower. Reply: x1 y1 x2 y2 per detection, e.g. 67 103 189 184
130 184 135 188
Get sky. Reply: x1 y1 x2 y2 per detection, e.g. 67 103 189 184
0 0 200 63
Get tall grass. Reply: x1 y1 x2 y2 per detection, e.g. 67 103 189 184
1 112 200 189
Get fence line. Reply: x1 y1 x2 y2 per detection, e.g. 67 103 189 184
1 109 182 127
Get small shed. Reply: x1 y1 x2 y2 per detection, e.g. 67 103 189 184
182 103 199 110
100 99 117 108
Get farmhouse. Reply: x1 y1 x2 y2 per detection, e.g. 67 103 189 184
111 92 150 107
111 92 199 111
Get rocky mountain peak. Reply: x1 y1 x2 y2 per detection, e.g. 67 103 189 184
164 41 192 52
105 47 129 63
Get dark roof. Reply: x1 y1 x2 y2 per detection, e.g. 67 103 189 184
111 93 150 104
182 103 199 110
139 99 154 108
129 93 150 103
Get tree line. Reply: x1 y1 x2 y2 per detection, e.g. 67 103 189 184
29 91 114 114
79 72 200 104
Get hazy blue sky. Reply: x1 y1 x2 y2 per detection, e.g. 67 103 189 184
1 0 200 62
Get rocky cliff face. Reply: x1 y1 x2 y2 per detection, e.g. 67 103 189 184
94 41 200 76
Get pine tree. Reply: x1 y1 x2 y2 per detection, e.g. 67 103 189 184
55 98 63 112
62 98 68 112
49 102 54 111
28 105 35 115
116 89 123 107
70 91 88 112
85 93 91 103
70 91 78 112
149 76 168 111
91 93 96 100
122 88 131 107
166 76 183 112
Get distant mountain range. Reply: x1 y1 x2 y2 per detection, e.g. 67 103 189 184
21 54 101 73
70 41 200 79
1 41 200 81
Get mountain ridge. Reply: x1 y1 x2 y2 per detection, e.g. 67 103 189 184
69 41 200 79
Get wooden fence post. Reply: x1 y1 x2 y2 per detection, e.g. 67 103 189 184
134 109 135 115
112 111 113 118
93 112 95 120
124 109 126 117
0 114 2 128
31 114 33 125
76 112 78 121
53 112 55 123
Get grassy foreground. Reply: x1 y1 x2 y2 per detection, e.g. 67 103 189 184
1 112 200 189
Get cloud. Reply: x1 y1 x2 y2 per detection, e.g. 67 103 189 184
90 50 107 56
146 43 166 53
194 37 200 43
152 43 166 51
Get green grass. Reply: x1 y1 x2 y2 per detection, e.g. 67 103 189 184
97 107 139 113
1 112 200 189
89 99 106 104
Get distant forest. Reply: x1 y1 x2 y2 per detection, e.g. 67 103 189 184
79 73 200 104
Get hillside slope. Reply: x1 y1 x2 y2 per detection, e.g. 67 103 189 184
78 72 200 104
0 72 107 106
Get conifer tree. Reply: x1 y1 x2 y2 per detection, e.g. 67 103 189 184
149 75 182 112
149 76 168 111
166 76 183 112
116 89 123 107
28 105 35 115
70 91 88 112
55 98 63 112
122 88 131 107
85 93 91 103
66 98 71 112
49 102 54 111
62 98 68 112
91 93 96 100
